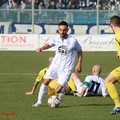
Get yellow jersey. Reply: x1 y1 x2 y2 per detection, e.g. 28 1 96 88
110 29 120 81
115 29 120 56
36 67 48 82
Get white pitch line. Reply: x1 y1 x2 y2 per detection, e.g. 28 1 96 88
0 73 108 76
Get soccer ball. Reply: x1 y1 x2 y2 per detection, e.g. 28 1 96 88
48 95 60 108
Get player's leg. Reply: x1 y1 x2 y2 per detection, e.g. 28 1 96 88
32 79 51 107
71 73 83 94
54 83 65 101
32 65 57 107
48 79 57 95
67 76 76 93
55 72 71 101
104 67 120 114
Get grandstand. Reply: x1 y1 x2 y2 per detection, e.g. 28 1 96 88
0 0 119 24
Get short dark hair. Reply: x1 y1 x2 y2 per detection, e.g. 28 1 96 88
110 15 120 27
58 21 68 27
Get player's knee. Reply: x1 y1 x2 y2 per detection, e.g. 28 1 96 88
55 86 63 93
71 73 78 81
43 79 51 85
104 73 117 84
55 88 61 93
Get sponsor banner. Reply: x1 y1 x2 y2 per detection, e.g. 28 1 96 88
0 34 38 51
12 23 112 34
0 22 11 34
0 34 116 51
76 35 116 51
39 34 116 51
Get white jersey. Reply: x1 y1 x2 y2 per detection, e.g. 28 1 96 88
49 34 81 72
44 34 82 86
74 75 108 97
83 75 108 97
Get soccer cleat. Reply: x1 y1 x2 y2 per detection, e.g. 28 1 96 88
73 92 77 96
58 93 64 101
111 106 120 114
32 103 41 107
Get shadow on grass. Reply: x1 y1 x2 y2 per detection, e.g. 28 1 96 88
54 103 114 109
78 103 113 106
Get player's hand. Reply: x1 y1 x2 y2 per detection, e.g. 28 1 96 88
75 64 82 74
117 53 120 58
25 92 33 95
76 92 82 97
36 48 42 52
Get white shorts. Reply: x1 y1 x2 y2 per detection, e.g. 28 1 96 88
44 65 71 86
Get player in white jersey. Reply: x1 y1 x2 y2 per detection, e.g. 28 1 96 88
72 65 108 97
32 21 83 107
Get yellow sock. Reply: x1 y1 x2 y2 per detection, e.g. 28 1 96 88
105 82 120 107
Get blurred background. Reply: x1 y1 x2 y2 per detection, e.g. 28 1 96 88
0 0 119 34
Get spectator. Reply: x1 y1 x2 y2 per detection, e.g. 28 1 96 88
3 1 9 9
43 0 50 8
8 1 13 9
56 0 65 9
62 0 69 8
67 0 76 9
38 1 45 10
0 0 5 8
24 0 30 4
20 0 26 9
11 0 17 9
71 0 78 9
49 1 56 9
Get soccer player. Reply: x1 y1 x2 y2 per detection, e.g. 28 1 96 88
25 56 76 95
25 56 53 95
32 21 83 107
72 65 108 97
104 15 120 114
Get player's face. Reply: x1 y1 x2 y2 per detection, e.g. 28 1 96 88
110 24 115 33
58 25 68 38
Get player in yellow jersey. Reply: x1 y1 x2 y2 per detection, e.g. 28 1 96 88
25 57 53 95
104 15 120 114
25 57 76 95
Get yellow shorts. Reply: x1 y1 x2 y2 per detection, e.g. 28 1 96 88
111 66 120 82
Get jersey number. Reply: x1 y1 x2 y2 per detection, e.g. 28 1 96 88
88 81 100 94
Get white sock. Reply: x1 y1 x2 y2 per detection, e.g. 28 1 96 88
37 83 47 104
74 78 83 90
58 93 64 101
58 88 65 101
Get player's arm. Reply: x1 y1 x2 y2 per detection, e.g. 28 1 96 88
115 33 120 58
101 85 108 97
36 43 51 52
25 68 46 95
76 50 83 74
115 42 120 58
25 81 39 95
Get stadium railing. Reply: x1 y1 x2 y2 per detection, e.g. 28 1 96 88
0 9 119 34
0 9 118 24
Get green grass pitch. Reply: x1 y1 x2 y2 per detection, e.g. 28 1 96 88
0 51 120 120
